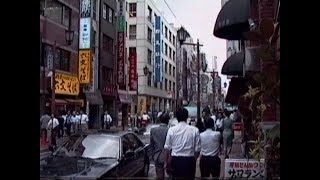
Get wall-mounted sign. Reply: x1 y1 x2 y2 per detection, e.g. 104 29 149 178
118 0 125 17
102 84 117 96
80 0 91 18
154 16 162 83
117 32 125 85
129 52 137 91
225 159 266 179
55 73 80 96
79 18 91 49
78 50 91 84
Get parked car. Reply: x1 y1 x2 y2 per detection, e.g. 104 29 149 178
40 131 150 179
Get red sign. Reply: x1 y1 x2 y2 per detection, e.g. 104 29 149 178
129 52 137 91
102 84 117 96
233 122 243 131
117 32 125 85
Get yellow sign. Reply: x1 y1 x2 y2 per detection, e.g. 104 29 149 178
55 73 80 95
79 50 92 84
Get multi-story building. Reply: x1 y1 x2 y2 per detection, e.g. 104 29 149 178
127 0 177 114
40 0 81 116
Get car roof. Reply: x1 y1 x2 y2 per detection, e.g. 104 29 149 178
71 130 136 138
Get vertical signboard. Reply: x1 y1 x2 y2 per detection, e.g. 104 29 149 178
79 50 92 84
117 32 125 85
79 18 92 49
154 16 162 83
129 52 137 91
80 0 91 18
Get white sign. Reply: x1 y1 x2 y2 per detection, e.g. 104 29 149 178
79 18 91 49
224 159 266 179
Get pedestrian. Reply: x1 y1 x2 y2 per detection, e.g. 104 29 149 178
64 110 72 136
223 110 234 159
47 114 59 148
57 111 65 138
71 111 79 134
102 111 112 129
199 118 222 179
40 110 51 145
196 117 205 133
79 110 89 132
215 112 224 134
164 107 201 180
141 112 150 127
150 112 170 180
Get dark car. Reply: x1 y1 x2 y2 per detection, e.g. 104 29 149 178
40 130 150 179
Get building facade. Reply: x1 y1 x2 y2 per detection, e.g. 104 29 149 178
40 0 81 116
127 0 177 114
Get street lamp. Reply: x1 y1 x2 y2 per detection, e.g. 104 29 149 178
177 27 203 120
50 28 74 138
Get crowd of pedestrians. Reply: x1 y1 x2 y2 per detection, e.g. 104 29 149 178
150 107 239 180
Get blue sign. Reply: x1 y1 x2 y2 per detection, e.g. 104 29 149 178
154 16 162 83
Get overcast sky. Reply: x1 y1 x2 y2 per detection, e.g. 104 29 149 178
154 0 229 90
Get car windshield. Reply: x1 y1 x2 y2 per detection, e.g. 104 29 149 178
55 134 120 159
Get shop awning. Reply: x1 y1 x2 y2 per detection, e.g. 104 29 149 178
85 91 104 105
225 77 248 105
213 0 250 40
119 93 131 104
66 99 84 107
222 51 244 76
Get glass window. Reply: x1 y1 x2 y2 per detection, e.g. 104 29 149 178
165 61 168 73
129 25 137 39
147 27 152 43
147 49 152 65
103 34 114 54
165 79 168 90
45 0 71 27
129 3 137 17
173 36 176 46
103 4 107 19
107 6 114 23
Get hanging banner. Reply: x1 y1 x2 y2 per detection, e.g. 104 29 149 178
55 73 80 96
78 50 91 84
129 52 137 91
154 16 162 83
117 32 125 85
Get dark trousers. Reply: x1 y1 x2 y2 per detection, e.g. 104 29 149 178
41 128 48 143
65 124 71 136
171 156 196 180
51 127 58 146
58 125 64 138
200 155 221 179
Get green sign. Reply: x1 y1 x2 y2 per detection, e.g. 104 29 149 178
118 16 125 32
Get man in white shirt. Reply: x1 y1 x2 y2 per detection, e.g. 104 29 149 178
47 114 59 147
79 110 89 131
103 111 112 129
71 111 79 133
200 118 222 179
164 107 201 180
141 112 150 127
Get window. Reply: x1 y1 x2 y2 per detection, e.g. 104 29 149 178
126 2 128 12
147 72 152 86
129 47 136 55
44 0 71 27
92 0 97 20
154 81 158 88
169 47 172 59
165 26 168 38
103 34 114 54
165 79 168 90
129 25 137 39
162 40 164 53
107 6 114 23
173 82 176 93
103 4 107 19
165 44 168 56
173 51 176 61
173 67 176 77
165 61 168 73
169 64 172 75
147 6 152 22
147 27 152 43
102 66 113 84
173 36 176 46
129 3 137 17
160 81 163 89
169 31 172 42
103 4 114 23
169 81 172 91
162 58 164 72
92 30 96 53
43 43 70 72
125 21 128 37
162 23 164 35
147 49 152 65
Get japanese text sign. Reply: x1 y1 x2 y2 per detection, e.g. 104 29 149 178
129 52 137 91
225 159 266 179
154 16 162 83
117 32 125 85
80 0 91 18
55 73 80 96
79 18 91 49
78 50 92 84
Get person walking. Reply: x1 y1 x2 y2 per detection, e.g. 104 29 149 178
223 110 234 159
57 111 65 138
150 112 170 180
40 111 51 145
164 107 201 180
196 117 205 133
79 110 89 132
199 118 222 179
71 111 79 134
47 114 59 148
102 111 112 129
64 110 72 136
141 112 150 127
